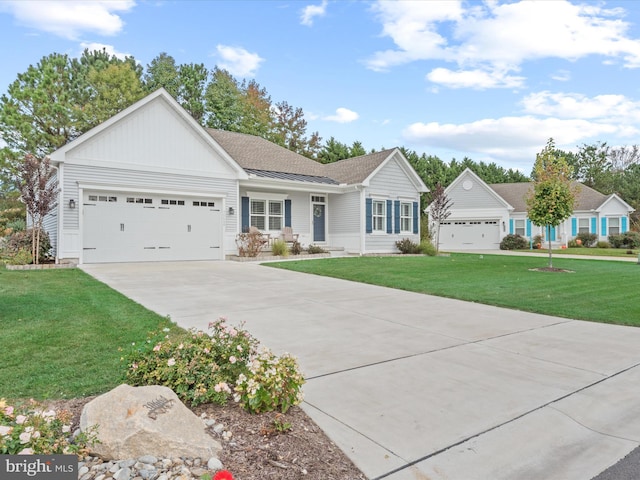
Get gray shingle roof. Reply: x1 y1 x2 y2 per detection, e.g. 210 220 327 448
207 129 394 185
489 181 609 212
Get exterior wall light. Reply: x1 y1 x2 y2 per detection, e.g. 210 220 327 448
69 199 76 209
228 206 235 215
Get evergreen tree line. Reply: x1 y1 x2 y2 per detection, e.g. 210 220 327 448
1 48 639 227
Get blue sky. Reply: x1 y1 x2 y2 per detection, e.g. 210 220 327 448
2 0 640 172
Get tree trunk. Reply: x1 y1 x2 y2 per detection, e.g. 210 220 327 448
547 225 553 268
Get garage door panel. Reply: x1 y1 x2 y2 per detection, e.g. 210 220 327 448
439 220 500 250
82 192 222 263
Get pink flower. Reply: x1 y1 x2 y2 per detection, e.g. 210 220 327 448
17 448 33 455
153 344 161 352
19 431 31 443
203 348 210 354
167 358 176 366
0 425 12 436
4 406 14 416
15 415 27 425
229 356 237 364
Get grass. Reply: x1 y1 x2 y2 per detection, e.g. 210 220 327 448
268 254 640 327
0 268 178 400
517 247 639 257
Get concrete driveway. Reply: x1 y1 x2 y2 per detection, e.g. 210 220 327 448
81 261 640 480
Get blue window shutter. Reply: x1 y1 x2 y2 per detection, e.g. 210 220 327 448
386 200 393 233
366 198 372 234
550 226 556 241
509 219 514 234
526 219 532 237
284 199 292 228
394 200 400 233
601 218 607 236
412 202 419 234
241 196 250 232
591 217 597 234
622 217 628 233
571 218 577 236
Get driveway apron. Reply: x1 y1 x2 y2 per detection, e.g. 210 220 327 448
81 261 640 480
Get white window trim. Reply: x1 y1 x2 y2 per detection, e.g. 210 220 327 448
250 198 284 232
578 217 590 234
400 201 412 233
372 199 386 233
608 216 621 236
515 219 526 236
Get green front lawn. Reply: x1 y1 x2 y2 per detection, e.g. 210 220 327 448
0 268 178 400
518 247 639 257
268 254 640 326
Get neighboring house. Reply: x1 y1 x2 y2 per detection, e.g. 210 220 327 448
46 89 427 264
429 168 634 251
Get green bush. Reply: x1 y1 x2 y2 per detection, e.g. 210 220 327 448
234 348 305 414
5 248 33 265
621 231 640 249
124 318 259 406
3 228 51 262
576 232 597 247
420 240 437 256
568 239 579 248
270 239 289 256
395 238 423 254
0 398 98 455
307 244 327 254
289 241 302 255
236 230 267 257
499 234 528 250
609 234 624 248
597 241 610 248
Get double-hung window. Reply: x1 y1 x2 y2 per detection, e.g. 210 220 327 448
515 219 526 236
578 218 590 234
608 217 620 236
400 202 412 232
372 200 385 232
250 199 283 231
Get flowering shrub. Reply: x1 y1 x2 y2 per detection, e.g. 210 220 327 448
124 318 259 406
234 347 305 414
213 470 234 480
0 398 97 455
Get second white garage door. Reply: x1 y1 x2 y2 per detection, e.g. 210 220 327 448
83 191 223 263
438 219 500 250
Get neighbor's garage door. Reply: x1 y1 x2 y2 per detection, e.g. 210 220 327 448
82 191 222 263
438 220 500 250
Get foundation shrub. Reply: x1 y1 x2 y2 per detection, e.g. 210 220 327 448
576 232 597 247
270 239 289 257
499 233 528 250
395 238 423 254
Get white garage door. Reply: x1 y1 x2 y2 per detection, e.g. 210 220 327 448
438 220 500 250
83 191 223 263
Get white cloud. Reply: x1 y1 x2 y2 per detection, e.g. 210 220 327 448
551 70 572 82
216 45 264 77
522 91 640 122
427 67 525 89
300 0 328 27
402 115 633 167
79 42 131 60
323 108 359 123
0 0 135 40
367 0 640 88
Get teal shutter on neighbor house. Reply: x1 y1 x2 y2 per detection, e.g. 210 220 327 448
571 218 577 236
526 219 532 237
412 202 419 234
601 218 607 236
550 226 556 241
622 217 628 233
394 200 400 233
386 200 393 233
591 217 597 234
284 199 292 228
366 198 372 234
241 196 250 232
509 219 514 234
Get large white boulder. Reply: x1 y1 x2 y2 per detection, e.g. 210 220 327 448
80 384 221 461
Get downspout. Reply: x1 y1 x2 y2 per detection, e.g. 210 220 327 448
358 185 365 256
49 162 61 264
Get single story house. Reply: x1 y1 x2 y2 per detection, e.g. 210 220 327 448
46 88 428 263
430 168 634 251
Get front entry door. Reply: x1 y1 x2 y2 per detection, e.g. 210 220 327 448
313 203 326 242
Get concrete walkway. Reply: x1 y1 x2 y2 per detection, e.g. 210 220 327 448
81 261 640 480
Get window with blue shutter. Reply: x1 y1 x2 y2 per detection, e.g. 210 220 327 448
622 217 628 233
526 219 532 237
509 219 514 234
571 218 577 236
365 198 372 234
386 200 392 234
601 218 607 236
241 197 250 232
591 217 597 234
412 202 419 234
284 199 291 228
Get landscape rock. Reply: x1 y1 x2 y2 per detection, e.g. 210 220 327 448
80 384 221 461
